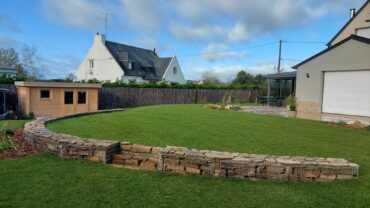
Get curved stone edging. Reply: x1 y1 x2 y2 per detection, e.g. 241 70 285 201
23 110 359 182
23 109 124 163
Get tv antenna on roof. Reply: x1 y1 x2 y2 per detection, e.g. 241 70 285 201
99 13 111 37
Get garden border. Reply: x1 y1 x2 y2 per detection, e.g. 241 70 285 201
23 110 359 182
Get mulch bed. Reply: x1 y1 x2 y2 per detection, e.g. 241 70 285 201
0 129 39 160
325 121 370 131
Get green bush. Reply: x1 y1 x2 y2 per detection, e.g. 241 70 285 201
337 120 347 127
100 80 259 90
21 112 35 120
286 95 297 111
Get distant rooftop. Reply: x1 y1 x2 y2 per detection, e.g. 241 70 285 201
0 67 18 74
266 71 296 79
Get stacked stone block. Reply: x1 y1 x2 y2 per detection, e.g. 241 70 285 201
111 144 359 182
23 115 121 163
112 143 160 170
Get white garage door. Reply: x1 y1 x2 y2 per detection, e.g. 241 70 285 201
323 70 370 117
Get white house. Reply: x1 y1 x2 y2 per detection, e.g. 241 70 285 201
76 34 186 84
293 0 370 124
0 67 17 78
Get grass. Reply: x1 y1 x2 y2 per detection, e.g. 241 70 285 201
0 120 29 130
0 105 369 207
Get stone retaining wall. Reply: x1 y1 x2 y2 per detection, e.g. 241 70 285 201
23 111 359 182
23 110 123 163
112 143 359 182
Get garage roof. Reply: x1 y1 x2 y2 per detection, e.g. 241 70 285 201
292 35 370 69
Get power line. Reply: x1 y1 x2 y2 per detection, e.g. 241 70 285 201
283 40 327 44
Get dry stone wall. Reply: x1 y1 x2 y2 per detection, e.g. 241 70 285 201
23 111 359 182
112 143 359 182
23 110 122 163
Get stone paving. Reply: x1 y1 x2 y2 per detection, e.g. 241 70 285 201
239 106 289 117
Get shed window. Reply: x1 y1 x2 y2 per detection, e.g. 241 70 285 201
64 91 73 104
40 90 50 99
78 91 86 104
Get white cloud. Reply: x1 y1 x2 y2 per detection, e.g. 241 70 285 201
170 23 224 41
120 0 167 31
40 0 113 29
173 0 365 43
202 43 250 62
41 52 81 79
184 59 295 82
228 22 249 43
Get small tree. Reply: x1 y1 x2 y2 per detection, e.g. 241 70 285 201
65 73 76 82
286 95 297 111
202 71 220 85
21 44 41 80
0 47 20 68
232 70 253 85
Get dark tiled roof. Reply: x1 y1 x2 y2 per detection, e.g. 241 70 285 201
105 41 172 81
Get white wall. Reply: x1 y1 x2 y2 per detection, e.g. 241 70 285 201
76 34 124 82
122 76 147 83
296 39 370 104
162 56 186 84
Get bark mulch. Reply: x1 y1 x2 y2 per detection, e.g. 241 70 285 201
0 129 39 160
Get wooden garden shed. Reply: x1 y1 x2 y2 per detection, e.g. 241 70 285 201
15 82 102 117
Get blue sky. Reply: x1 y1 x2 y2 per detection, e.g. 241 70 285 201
0 0 366 81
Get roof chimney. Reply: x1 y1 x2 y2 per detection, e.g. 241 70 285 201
350 8 356 19
94 32 105 44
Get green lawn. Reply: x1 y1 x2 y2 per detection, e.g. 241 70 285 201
1 105 369 207
0 120 29 130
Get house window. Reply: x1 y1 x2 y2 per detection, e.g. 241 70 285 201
78 91 86 104
128 62 134 69
173 67 177 74
40 90 50 99
89 60 94 68
64 91 73 104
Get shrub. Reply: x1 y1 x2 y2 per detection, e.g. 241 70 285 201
286 95 297 111
0 122 18 152
5 129 14 136
20 112 35 120
337 120 347 127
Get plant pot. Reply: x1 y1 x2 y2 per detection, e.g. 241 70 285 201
287 111 297 118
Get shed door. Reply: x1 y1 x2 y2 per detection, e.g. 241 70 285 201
322 70 370 117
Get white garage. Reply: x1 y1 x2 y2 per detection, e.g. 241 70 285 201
322 70 370 117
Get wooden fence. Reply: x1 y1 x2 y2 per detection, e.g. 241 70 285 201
0 85 259 112
99 87 258 109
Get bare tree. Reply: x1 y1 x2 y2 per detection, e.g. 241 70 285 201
0 48 19 67
65 73 76 82
202 71 220 85
21 44 41 80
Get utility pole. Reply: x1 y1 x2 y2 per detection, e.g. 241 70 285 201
277 40 282 74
